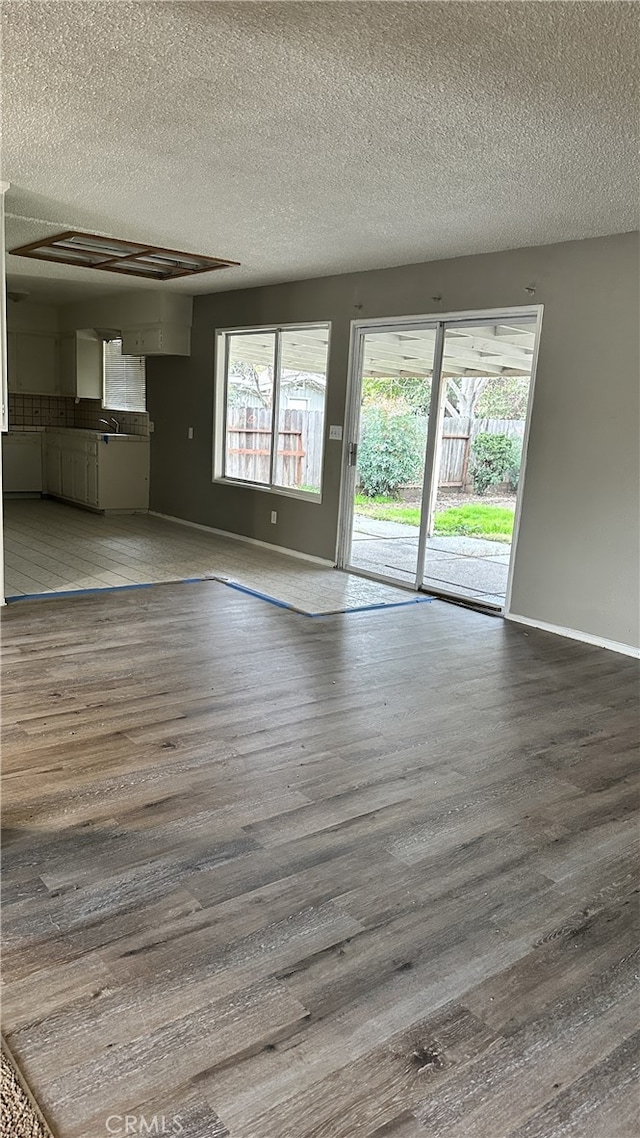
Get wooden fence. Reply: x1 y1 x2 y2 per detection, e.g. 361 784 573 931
435 416 525 488
226 407 524 491
225 407 324 489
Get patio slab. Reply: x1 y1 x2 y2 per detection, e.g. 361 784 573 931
352 516 420 539
350 513 511 604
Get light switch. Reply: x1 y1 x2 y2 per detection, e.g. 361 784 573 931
329 425 343 441
187 426 194 439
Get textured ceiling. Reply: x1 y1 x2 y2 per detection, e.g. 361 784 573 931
2 1 639 301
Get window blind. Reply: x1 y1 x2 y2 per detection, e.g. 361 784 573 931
103 339 146 412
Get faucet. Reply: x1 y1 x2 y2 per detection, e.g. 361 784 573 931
98 418 111 431
110 416 121 433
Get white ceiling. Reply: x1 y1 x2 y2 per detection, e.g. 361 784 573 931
2 1 638 303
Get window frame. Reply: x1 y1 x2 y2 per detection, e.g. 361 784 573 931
213 321 331 502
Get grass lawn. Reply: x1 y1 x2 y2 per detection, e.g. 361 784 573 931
434 504 514 538
354 496 515 539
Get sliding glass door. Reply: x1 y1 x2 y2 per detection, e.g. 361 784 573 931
339 308 541 611
419 317 538 607
345 325 438 585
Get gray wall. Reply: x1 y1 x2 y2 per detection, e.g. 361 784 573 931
58 290 192 333
147 232 640 650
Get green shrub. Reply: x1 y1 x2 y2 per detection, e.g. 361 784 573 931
507 438 523 489
358 405 423 497
470 433 520 496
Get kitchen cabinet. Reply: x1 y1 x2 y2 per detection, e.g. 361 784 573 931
57 330 103 399
121 323 190 357
47 432 98 508
7 331 57 395
2 432 43 492
86 452 98 508
43 430 149 512
59 444 95 505
60 446 74 500
96 437 148 510
45 437 62 497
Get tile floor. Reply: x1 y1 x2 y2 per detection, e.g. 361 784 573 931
2 499 424 615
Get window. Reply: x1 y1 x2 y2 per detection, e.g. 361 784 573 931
103 338 146 412
217 323 329 497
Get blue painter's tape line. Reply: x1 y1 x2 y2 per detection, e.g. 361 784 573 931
309 596 433 617
5 576 433 617
6 582 156 603
219 580 433 618
221 581 298 612
5 576 214 604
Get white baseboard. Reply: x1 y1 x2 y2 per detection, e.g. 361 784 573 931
505 611 640 659
148 511 334 567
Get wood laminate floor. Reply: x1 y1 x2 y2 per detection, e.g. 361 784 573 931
1 582 639 1138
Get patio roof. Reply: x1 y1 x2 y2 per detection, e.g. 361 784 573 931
229 322 537 378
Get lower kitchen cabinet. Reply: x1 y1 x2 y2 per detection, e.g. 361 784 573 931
43 431 149 511
87 451 98 508
44 438 62 497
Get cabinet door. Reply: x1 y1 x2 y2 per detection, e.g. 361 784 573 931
45 444 62 496
57 335 76 396
61 450 75 499
139 327 163 354
121 329 142 354
15 334 57 394
86 455 98 507
72 454 89 504
76 333 103 400
121 325 189 356
7 331 18 393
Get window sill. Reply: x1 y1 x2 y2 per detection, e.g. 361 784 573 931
213 476 322 504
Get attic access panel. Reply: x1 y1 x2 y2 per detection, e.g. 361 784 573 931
9 231 240 280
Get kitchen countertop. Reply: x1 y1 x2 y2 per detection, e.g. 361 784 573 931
6 427 148 441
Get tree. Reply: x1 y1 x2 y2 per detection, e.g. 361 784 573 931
228 362 273 407
475 377 530 419
443 376 490 418
362 375 431 414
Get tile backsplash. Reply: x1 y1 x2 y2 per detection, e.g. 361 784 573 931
9 395 150 436
9 394 75 429
73 399 150 436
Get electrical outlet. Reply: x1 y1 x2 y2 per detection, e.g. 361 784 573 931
270 510 277 524
187 426 194 439
329 424 343 441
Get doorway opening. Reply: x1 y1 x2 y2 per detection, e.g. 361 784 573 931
338 308 542 612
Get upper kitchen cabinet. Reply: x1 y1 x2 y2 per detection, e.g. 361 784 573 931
121 323 190 356
57 330 103 399
58 291 193 359
7 299 60 396
7 330 58 394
